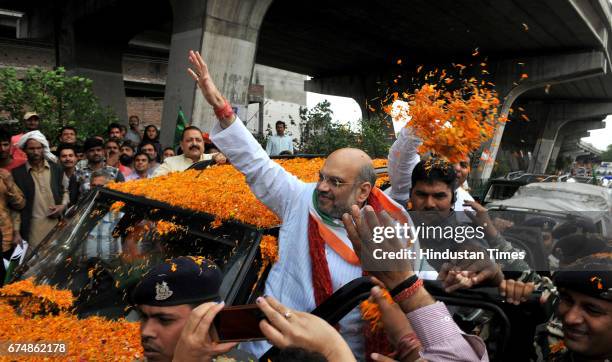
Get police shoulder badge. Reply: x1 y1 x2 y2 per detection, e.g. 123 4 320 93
155 281 173 300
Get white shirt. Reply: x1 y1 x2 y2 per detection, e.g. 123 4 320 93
455 186 475 211
265 135 294 156
152 153 212 177
212 118 430 359
125 172 149 181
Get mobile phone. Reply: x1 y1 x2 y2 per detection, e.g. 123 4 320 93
212 304 267 342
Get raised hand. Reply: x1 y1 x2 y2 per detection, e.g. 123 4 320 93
187 50 226 110
369 286 422 362
342 205 414 290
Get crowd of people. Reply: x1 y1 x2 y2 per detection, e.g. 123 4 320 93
124 50 612 362
0 112 227 260
1 50 611 362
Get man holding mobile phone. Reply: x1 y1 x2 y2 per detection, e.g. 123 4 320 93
132 256 237 362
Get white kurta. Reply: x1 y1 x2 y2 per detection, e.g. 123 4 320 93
152 153 213 177
211 118 427 359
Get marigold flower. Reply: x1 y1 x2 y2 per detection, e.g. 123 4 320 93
260 235 279 265
156 220 183 236
110 201 125 213
383 81 506 163
0 279 142 361
360 288 394 332
108 158 388 229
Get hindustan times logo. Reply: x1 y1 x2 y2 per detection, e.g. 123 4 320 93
372 223 486 243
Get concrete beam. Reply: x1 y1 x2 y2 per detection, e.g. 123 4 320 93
570 0 612 68
550 119 605 169
525 103 611 173
524 102 612 139
159 0 207 147
473 51 607 180
305 73 380 117
561 132 590 151
59 31 129 121
161 0 274 146
189 0 274 131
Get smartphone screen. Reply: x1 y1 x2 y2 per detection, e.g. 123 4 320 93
212 304 267 342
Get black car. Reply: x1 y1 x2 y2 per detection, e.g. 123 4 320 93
11 168 550 361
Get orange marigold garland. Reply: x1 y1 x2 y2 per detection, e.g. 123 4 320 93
252 235 279 293
155 220 184 236
110 201 125 213
0 280 142 361
260 235 279 265
0 277 74 316
383 78 506 163
375 174 389 188
360 288 394 332
108 158 389 229
372 159 388 168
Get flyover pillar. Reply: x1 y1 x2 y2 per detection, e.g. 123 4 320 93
473 51 606 181
549 119 605 170
530 138 558 174
549 135 565 171
59 30 129 121
160 0 273 146
524 103 612 173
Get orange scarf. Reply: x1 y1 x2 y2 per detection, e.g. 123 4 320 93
308 187 405 361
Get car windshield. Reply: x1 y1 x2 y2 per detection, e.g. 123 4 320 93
486 208 608 273
483 183 521 203
16 188 267 319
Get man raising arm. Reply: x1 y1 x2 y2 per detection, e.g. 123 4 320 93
187 50 422 359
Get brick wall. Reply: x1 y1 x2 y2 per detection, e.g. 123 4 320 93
126 97 164 130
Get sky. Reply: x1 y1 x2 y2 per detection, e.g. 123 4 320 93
307 92 612 151
582 115 612 151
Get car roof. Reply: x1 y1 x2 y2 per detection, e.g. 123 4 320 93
488 182 612 214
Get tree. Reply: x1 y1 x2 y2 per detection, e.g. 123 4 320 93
358 113 392 158
601 144 612 162
297 100 390 157
0 67 118 142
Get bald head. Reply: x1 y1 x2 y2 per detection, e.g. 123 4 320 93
327 148 372 165
316 148 376 218
325 148 375 184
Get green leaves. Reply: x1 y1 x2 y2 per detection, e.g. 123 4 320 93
0 66 118 142
297 101 390 157
600 144 612 162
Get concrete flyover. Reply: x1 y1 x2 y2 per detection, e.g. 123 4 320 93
2 0 612 171
259 0 612 179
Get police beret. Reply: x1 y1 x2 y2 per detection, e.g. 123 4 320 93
551 219 597 240
554 252 611 301
132 256 223 306
554 234 607 265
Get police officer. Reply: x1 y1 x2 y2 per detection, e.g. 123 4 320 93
132 256 234 362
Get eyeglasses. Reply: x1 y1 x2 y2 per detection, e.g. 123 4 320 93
318 172 356 188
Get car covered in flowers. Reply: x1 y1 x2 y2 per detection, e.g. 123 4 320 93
13 158 339 318
4 157 551 361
